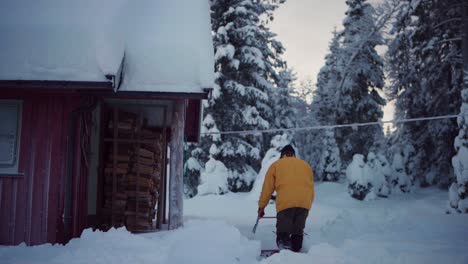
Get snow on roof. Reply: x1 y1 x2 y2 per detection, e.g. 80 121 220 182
0 0 214 94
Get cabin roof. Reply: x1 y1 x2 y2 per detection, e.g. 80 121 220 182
0 0 214 94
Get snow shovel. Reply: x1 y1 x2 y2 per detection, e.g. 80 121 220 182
252 216 280 258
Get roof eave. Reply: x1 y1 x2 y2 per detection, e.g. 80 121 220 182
0 80 114 90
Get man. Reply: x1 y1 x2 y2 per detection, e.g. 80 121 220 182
257 145 315 253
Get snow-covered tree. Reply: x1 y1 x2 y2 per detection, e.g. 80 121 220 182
250 134 291 198
334 0 386 166
311 29 342 127
292 78 317 169
390 151 411 193
366 152 390 197
183 146 204 198
198 0 286 192
347 152 392 200
309 28 343 181
386 0 463 187
346 154 372 200
197 144 229 195
317 129 342 182
272 68 297 131
448 5 468 213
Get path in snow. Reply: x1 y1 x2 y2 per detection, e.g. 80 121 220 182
1 182 467 264
185 182 468 264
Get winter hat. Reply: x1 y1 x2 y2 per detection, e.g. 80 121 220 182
280 145 295 157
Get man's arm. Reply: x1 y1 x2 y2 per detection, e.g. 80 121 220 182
258 164 276 210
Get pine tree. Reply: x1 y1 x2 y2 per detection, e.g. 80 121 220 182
183 145 204 198
197 0 286 192
334 0 386 166
272 68 297 131
310 29 343 181
448 2 468 213
387 0 463 187
312 29 342 127
318 129 342 181
292 78 318 173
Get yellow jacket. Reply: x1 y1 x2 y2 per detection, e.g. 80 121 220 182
258 157 315 213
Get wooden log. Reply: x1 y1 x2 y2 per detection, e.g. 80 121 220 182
127 175 154 185
126 220 152 227
139 128 161 139
126 190 151 198
104 167 128 174
109 144 133 156
127 197 156 206
169 100 185 229
130 164 154 175
104 189 127 196
107 154 131 162
108 120 134 131
105 162 130 170
133 156 155 166
133 148 154 159
124 209 155 218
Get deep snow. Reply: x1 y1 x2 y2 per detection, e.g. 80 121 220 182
1 182 467 264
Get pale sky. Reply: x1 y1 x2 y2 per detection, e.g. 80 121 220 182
270 0 394 123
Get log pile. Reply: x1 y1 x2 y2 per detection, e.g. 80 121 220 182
103 110 162 231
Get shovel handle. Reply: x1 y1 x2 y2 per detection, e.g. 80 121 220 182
252 216 276 234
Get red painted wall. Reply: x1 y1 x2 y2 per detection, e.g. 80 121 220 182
0 90 203 246
185 99 202 143
0 91 83 245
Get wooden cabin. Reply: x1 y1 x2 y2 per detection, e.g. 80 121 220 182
0 0 214 245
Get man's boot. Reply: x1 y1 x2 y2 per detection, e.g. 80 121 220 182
276 232 291 250
291 234 303 252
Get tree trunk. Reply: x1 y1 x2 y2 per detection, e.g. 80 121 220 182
168 100 186 229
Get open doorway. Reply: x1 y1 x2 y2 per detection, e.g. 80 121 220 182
89 100 173 232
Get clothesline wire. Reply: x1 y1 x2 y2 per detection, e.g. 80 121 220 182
200 114 459 136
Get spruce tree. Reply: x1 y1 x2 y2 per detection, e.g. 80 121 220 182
196 0 286 192
387 0 463 187
310 29 343 181
318 129 342 181
334 0 386 166
312 29 342 127
448 2 468 213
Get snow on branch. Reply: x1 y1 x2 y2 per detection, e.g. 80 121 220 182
337 0 404 93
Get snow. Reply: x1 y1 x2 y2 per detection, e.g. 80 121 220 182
452 147 468 184
197 159 229 195
0 0 214 94
346 154 369 185
186 183 468 264
2 183 468 263
0 220 259 264
215 44 236 61
250 134 291 199
249 148 280 200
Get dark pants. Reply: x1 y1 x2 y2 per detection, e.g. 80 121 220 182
276 207 309 252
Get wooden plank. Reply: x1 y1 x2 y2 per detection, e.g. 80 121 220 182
168 100 185 230
112 107 118 227
157 107 168 229
14 96 33 245
133 110 143 231
45 97 64 244
30 98 48 245
13 177 27 244
0 179 3 222
41 99 53 242
0 178 12 244
103 138 159 144
10 180 18 244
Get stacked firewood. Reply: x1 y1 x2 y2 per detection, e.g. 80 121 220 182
103 110 161 231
